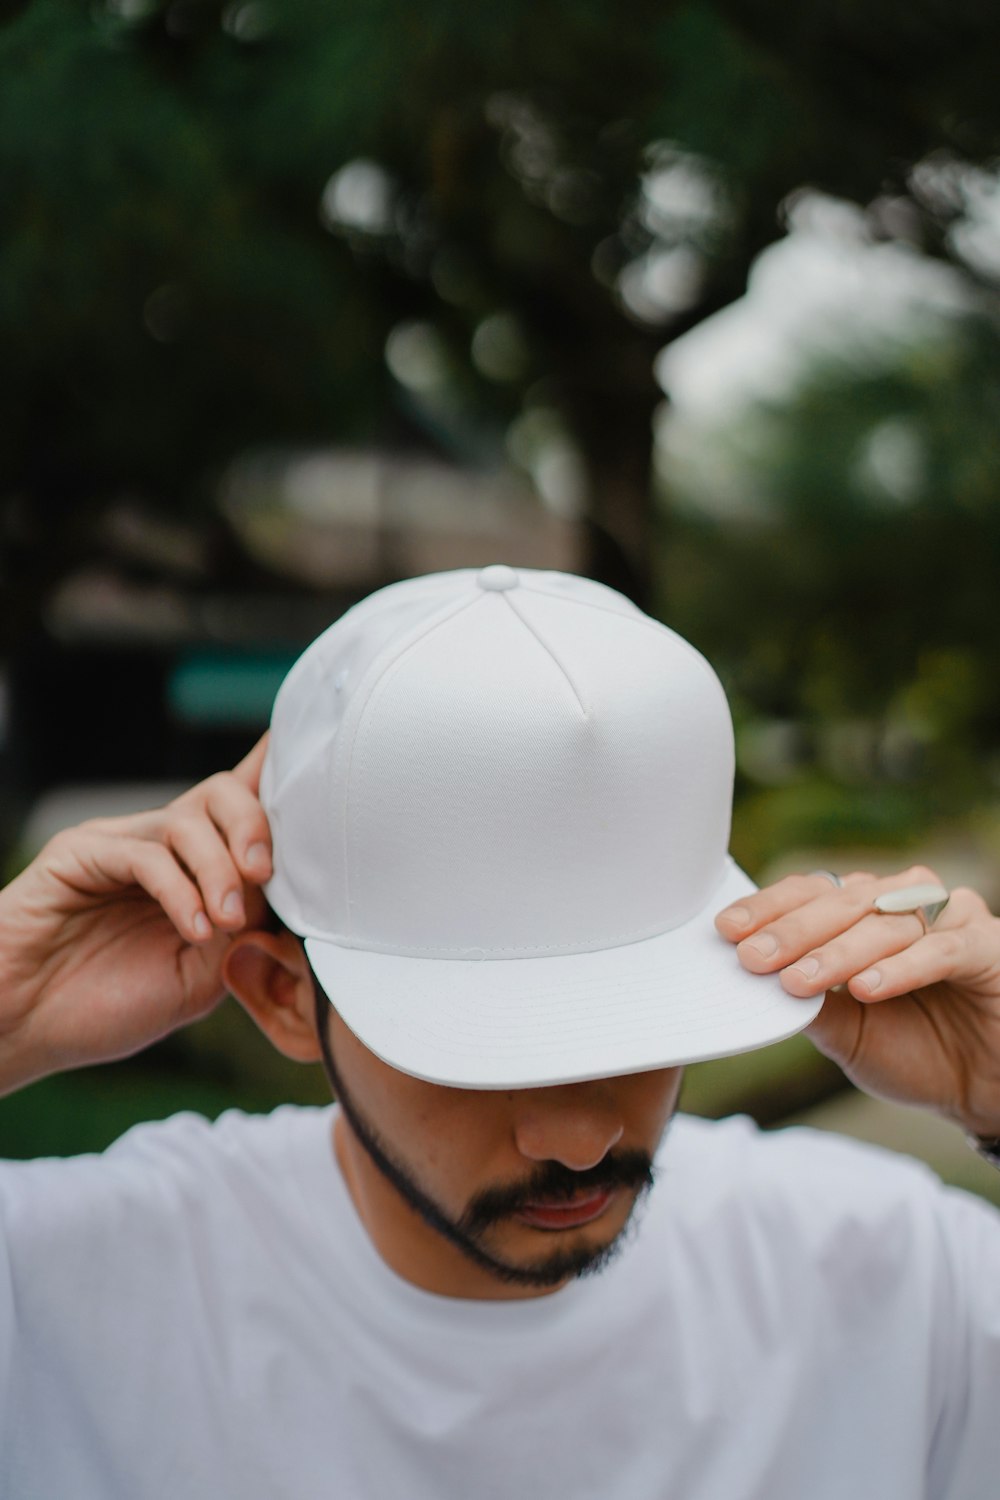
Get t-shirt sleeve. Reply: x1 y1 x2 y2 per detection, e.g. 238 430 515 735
925 1181 1000 1497
0 1185 14 1462
0 1148 127 1475
0 1116 220 1487
0 1109 334 1499
684 1115 1000 1496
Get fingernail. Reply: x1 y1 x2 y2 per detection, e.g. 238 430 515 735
719 905 751 930
192 912 211 940
222 890 244 920
857 967 882 992
790 955 820 979
246 842 270 870
743 933 777 959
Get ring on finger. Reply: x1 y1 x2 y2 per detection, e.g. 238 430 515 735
810 869 843 888
872 882 950 934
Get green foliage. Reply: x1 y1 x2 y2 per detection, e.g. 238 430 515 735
658 312 1000 873
666 317 1000 721
4 0 1000 632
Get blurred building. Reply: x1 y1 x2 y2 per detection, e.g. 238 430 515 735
8 450 580 855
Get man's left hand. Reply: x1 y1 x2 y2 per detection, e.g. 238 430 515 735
716 867 1000 1139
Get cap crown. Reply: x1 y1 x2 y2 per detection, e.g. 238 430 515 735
262 567 734 959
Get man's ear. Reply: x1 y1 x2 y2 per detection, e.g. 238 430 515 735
223 931 322 1063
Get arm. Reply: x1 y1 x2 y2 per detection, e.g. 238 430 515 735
0 737 271 1097
716 865 1000 1141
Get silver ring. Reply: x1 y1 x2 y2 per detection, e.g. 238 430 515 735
872 882 950 933
810 869 843 888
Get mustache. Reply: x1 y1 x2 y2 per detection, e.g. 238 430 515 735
458 1149 655 1237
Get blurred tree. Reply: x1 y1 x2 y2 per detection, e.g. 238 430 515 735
662 311 1000 811
3 0 1000 638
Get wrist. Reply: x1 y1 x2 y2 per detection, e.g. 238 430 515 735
0 997 53 1099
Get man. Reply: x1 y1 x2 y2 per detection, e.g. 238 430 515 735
1 563 999 1497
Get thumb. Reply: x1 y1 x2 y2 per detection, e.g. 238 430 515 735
233 733 269 794
804 988 864 1070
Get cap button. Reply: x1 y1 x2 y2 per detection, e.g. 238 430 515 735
477 564 519 592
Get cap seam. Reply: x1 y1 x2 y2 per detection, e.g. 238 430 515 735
300 859 735 954
341 589 484 932
307 910 702 956
500 590 588 717
523 581 723 690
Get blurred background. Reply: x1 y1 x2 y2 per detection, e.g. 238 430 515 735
3 0 1000 1202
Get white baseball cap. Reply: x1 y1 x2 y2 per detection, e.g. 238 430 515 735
261 564 822 1088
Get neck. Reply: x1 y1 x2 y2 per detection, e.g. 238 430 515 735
332 1111 565 1301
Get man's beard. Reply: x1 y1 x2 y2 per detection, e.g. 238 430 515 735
313 986 655 1290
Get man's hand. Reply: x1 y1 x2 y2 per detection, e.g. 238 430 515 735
0 737 272 1096
716 867 1000 1140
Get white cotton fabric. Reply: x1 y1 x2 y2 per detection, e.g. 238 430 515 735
1 1106 999 1499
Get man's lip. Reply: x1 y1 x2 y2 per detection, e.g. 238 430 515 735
514 1188 617 1230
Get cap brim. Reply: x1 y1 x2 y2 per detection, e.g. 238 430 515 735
305 859 824 1089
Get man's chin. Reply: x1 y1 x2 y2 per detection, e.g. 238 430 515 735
476 1228 630 1289
476 1192 643 1288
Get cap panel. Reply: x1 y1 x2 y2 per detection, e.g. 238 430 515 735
260 646 344 940
340 586 733 957
262 571 482 936
525 570 647 622
510 587 734 920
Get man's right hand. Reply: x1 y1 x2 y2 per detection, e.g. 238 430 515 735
0 737 272 1096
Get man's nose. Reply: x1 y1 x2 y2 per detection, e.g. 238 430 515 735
512 1085 625 1171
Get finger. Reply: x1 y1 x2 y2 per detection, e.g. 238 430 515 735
727 864 948 973
715 873 858 941
233 733 269 795
81 837 214 944
163 814 249 930
205 771 272 881
776 911 941 997
717 863 945 944
731 886 877 971
780 888 991 1001
847 907 1000 1003
170 772 272 884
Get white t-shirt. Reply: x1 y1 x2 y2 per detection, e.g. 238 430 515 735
0 1105 998 1499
